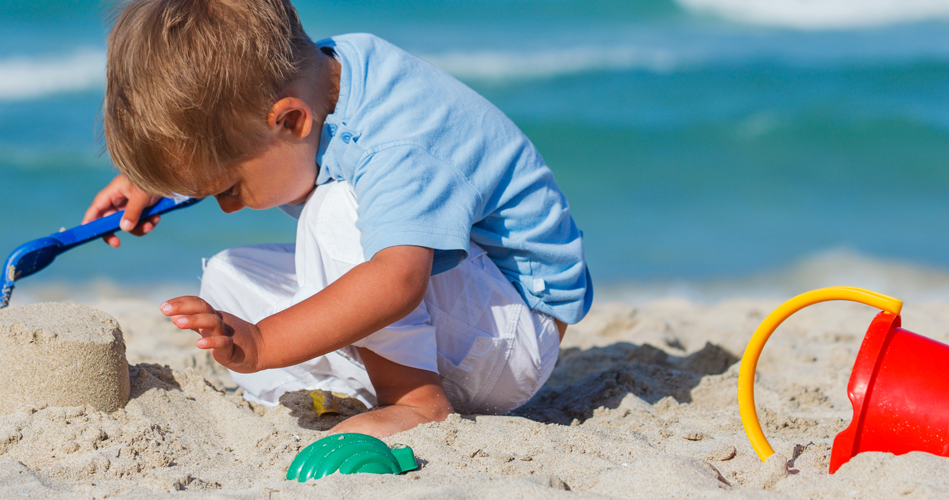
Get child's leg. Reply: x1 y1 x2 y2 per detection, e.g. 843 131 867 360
199 244 375 407
327 348 453 438
427 243 561 415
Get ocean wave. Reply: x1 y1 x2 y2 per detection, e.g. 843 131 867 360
421 45 680 83
676 0 949 29
0 49 105 101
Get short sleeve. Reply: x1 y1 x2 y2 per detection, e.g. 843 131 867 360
351 145 482 275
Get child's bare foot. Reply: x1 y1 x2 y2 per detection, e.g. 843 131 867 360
330 348 453 438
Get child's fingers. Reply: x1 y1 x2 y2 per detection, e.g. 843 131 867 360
118 190 153 232
84 190 124 246
161 296 217 316
200 335 236 366
195 335 232 351
170 313 225 334
161 297 252 370
83 189 124 224
103 233 121 248
129 214 161 236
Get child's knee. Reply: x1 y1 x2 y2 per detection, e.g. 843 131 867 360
440 310 560 415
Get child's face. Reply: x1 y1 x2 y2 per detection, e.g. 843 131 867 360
203 97 321 212
206 133 318 213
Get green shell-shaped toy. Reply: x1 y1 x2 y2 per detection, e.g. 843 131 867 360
286 433 419 482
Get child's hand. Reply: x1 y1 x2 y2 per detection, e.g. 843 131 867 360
160 296 262 373
83 174 161 247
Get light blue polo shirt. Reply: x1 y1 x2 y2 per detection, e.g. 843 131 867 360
311 33 592 324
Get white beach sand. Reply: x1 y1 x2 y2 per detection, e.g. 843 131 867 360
1 294 948 499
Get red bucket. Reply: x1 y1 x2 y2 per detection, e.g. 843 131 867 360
739 287 949 474
830 311 949 473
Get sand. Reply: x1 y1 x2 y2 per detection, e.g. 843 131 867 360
0 303 130 414
1 295 948 499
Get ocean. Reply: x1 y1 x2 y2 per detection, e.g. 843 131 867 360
3 0 949 304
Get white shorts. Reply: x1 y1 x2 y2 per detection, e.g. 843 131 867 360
199 183 560 415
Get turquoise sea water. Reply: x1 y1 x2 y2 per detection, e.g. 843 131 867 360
3 0 949 302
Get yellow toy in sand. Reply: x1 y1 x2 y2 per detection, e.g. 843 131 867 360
309 390 352 416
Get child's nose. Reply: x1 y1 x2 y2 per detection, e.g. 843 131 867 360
216 196 244 214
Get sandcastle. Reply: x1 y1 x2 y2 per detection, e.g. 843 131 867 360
0 303 130 414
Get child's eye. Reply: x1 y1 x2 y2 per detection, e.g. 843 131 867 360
216 186 238 198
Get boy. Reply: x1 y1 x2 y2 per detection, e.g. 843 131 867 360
85 0 591 437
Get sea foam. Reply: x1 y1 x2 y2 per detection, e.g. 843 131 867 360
0 49 104 101
677 0 949 30
421 45 680 83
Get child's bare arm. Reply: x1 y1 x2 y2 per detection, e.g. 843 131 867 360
161 245 434 372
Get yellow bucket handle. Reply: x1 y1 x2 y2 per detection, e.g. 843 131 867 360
738 286 902 461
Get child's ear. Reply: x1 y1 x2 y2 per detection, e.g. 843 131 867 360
268 97 313 139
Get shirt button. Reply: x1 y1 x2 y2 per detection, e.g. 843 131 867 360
327 124 337 136
340 132 352 143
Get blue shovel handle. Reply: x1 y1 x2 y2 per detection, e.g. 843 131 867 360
0 196 203 309
55 196 202 249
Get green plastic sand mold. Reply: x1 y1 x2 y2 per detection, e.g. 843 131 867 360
286 433 419 482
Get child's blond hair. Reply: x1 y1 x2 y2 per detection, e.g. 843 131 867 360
103 0 313 196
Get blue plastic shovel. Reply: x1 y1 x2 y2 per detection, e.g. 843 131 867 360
0 197 202 308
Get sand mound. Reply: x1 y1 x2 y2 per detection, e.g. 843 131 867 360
0 303 130 414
